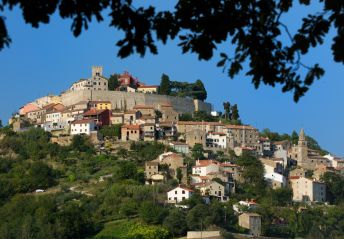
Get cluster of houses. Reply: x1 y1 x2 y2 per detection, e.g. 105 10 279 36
11 66 344 212
9 66 344 238
150 129 343 208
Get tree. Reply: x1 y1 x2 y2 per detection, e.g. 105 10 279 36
159 74 171 95
176 167 182 183
70 134 94 154
236 152 266 197
186 204 210 230
223 102 231 120
231 104 240 121
192 80 207 101
191 144 204 160
99 124 122 138
108 74 120 90
163 209 187 237
0 119 2 128
119 199 138 218
322 172 344 204
291 131 299 145
2 1 341 101
139 201 168 224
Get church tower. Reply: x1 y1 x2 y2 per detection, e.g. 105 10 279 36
297 128 308 164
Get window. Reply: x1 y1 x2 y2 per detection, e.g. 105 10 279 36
182 190 185 194
175 191 177 194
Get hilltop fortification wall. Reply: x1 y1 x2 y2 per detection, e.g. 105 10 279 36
60 90 212 113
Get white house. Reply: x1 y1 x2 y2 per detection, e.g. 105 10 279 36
324 154 344 168
192 160 220 176
167 186 193 203
206 132 227 149
264 172 287 189
42 121 68 132
70 119 97 135
233 200 259 213
45 111 62 123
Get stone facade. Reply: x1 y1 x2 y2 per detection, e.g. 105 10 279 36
238 213 262 237
186 129 206 147
60 89 211 114
289 176 326 202
289 129 330 170
223 125 259 148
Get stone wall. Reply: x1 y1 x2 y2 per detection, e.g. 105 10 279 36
60 90 212 113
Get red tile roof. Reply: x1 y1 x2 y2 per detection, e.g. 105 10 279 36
194 160 220 167
84 109 107 116
122 124 141 130
71 119 94 124
137 85 159 88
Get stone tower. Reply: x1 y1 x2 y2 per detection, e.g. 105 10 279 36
92 66 103 77
297 128 308 164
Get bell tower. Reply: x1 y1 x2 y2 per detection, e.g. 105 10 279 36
297 128 308 163
92 66 103 77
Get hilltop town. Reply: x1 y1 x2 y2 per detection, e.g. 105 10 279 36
2 66 344 238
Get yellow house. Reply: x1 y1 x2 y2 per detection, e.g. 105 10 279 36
88 101 112 110
137 85 159 93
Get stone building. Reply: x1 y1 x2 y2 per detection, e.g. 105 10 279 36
110 113 124 124
133 105 156 116
158 104 179 122
238 213 262 237
124 110 141 125
195 180 227 202
289 176 326 202
145 152 187 184
177 121 224 134
121 124 143 141
222 125 259 148
289 129 330 170
145 161 160 181
69 66 108 92
142 123 156 141
289 167 308 178
186 129 206 147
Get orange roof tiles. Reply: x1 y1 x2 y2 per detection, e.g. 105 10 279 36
137 85 159 88
71 119 94 124
122 124 141 130
194 160 220 167
84 108 107 116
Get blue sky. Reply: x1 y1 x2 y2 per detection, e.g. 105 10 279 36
0 3 343 156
